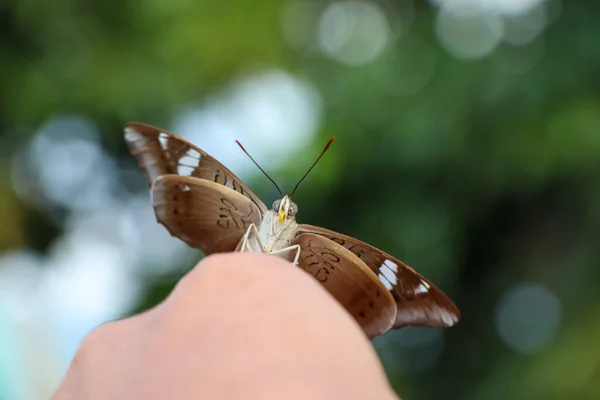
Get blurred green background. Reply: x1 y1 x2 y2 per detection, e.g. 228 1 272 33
1 0 599 399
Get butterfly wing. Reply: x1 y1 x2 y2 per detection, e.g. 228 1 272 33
292 233 397 338
152 175 263 254
297 224 460 329
125 122 267 213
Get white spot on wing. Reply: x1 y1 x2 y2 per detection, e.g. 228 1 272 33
158 133 169 148
124 127 143 142
177 165 194 176
415 281 429 294
186 147 202 159
384 259 398 272
176 150 202 176
380 265 397 286
179 154 201 167
440 309 458 326
378 273 394 291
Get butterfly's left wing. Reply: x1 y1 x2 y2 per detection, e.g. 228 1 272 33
125 122 267 214
153 175 263 254
297 224 460 329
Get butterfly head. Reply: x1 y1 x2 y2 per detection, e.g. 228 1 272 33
273 195 298 222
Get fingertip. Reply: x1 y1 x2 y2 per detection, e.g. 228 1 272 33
170 252 350 329
181 252 317 296
199 252 296 276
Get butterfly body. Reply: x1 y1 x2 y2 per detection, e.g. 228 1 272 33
125 122 460 338
257 196 299 254
236 203 301 264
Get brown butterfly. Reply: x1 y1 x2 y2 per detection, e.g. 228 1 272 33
125 122 460 338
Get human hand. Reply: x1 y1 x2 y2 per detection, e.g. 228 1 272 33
51 253 399 400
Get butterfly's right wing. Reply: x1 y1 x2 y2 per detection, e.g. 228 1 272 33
297 224 460 330
292 233 397 338
125 122 267 214
152 175 263 255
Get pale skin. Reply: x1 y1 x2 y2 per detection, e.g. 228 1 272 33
51 253 400 400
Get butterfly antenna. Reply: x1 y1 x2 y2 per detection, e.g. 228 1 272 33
291 137 335 197
235 140 283 196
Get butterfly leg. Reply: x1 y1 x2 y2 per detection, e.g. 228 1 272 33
236 223 267 253
269 244 302 266
237 224 301 265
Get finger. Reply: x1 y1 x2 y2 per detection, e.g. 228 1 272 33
150 252 397 399
164 252 365 341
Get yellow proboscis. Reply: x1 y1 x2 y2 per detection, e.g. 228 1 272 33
279 210 285 222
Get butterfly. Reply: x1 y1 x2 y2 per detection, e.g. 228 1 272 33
125 122 460 338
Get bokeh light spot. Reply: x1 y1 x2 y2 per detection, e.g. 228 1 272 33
502 4 547 45
318 1 391 66
430 0 548 16
173 69 322 182
436 5 504 60
11 115 119 214
495 282 562 354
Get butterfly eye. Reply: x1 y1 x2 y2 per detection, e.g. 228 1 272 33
288 202 298 217
272 199 281 211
